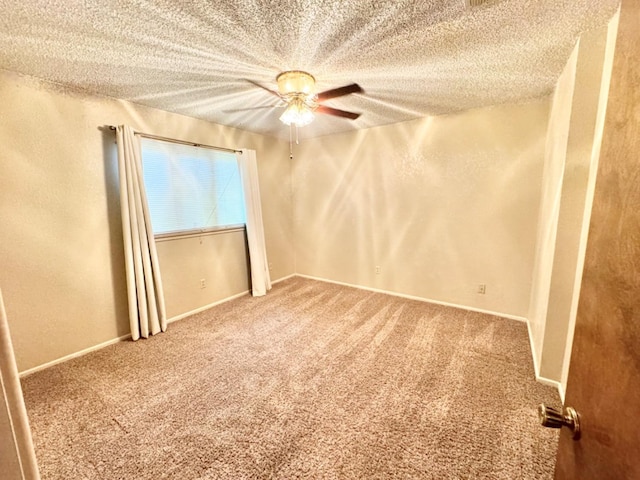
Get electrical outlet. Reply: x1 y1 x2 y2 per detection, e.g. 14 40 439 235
477 284 486 294
375 266 381 275
200 278 206 289
269 262 273 271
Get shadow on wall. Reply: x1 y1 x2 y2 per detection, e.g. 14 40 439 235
99 126 130 338
292 101 550 318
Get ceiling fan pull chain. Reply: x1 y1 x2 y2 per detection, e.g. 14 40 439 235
289 124 293 159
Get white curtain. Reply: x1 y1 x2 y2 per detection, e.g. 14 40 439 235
237 149 272 296
0 290 40 479
116 125 167 340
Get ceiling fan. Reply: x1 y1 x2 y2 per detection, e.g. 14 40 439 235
235 70 363 127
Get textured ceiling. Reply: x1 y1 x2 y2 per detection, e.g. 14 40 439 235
0 0 619 140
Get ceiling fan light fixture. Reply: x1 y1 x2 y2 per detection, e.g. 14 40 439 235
276 70 316 96
279 97 314 127
271 70 360 127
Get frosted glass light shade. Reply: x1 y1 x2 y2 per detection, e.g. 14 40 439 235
276 71 316 96
279 98 314 126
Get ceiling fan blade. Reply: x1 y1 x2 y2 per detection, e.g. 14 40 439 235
222 105 282 113
316 105 361 120
245 79 282 98
317 83 363 102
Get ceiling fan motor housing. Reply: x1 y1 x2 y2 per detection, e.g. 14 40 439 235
276 70 316 97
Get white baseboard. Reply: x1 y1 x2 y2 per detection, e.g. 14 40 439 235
167 274 296 324
293 275 570 397
21 271 552 399
525 317 542 378
272 273 296 285
557 383 566 403
19 274 298 377
295 274 528 323
536 374 562 400
19 333 131 378
524 318 563 399
167 290 250 324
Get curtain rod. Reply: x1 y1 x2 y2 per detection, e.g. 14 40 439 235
108 126 242 154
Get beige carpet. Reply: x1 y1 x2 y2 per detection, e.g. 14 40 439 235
22 277 560 479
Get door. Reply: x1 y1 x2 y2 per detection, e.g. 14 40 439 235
554 0 640 478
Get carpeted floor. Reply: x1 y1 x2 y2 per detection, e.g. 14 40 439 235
21 277 560 479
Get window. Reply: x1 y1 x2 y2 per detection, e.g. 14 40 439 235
140 138 245 235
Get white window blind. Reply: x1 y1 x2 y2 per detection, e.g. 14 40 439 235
140 138 246 235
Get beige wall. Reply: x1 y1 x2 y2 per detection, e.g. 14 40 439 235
528 45 579 374
157 229 250 319
560 13 619 393
528 17 617 386
293 101 550 318
0 70 293 373
541 21 616 383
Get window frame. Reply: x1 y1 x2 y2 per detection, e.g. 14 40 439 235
139 136 246 240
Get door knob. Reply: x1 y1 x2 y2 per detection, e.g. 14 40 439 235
538 404 581 440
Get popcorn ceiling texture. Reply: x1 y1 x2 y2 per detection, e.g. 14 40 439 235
0 0 619 140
